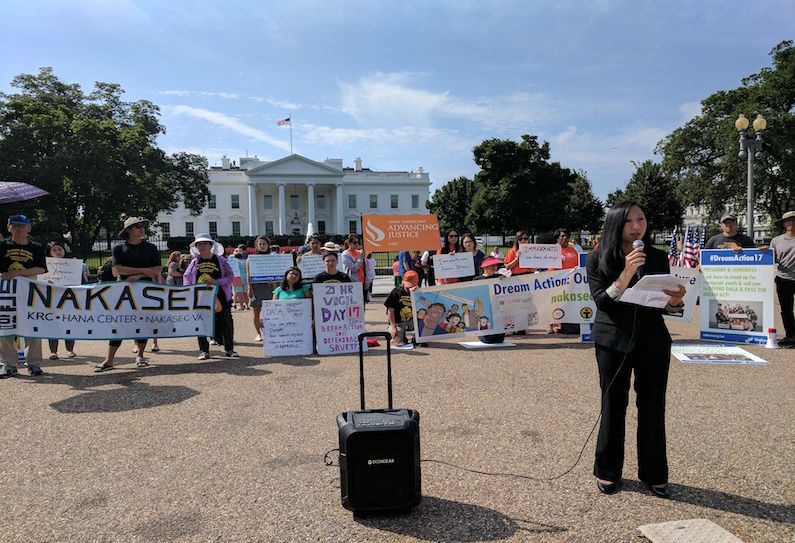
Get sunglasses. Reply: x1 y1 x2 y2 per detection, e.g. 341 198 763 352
518 236 529 241
448 234 459 238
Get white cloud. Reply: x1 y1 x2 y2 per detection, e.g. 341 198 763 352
616 127 668 151
679 101 702 122
168 105 292 153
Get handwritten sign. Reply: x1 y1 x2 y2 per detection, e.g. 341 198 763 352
248 253 294 283
40 257 84 286
262 299 313 356
432 253 475 280
518 244 561 269
229 258 243 286
298 254 325 282
313 282 366 355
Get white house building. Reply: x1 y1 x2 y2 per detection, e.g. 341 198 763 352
156 154 432 239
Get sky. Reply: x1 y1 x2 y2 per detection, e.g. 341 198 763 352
1 0 792 200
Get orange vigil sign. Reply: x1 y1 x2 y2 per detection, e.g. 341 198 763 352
362 214 441 252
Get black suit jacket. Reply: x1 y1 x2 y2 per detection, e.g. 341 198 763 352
587 247 672 353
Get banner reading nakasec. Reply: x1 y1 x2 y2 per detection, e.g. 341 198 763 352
0 278 216 340
362 214 440 252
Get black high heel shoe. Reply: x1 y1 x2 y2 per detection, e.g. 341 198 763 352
596 479 619 495
646 483 671 499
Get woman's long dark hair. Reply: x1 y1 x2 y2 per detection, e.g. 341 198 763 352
440 228 460 254
512 230 529 251
279 267 303 291
598 201 652 278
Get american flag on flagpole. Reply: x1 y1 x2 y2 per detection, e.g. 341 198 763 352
277 117 291 126
668 226 679 267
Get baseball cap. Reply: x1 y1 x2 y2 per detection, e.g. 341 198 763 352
720 213 737 223
7 214 31 225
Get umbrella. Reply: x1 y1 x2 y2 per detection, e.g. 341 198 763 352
0 181 49 204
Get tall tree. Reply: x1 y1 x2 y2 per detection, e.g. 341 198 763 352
606 160 684 231
466 135 578 234
426 176 477 232
659 40 794 223
0 68 210 258
564 171 604 232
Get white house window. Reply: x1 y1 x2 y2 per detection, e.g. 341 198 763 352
263 195 273 209
232 221 241 237
265 221 274 236
231 194 240 209
160 222 170 239
316 194 325 210
208 194 216 209
290 195 299 210
412 194 419 209
349 220 358 234
209 221 218 238
317 220 326 235
369 195 377 209
390 194 398 209
348 194 356 209
185 222 194 238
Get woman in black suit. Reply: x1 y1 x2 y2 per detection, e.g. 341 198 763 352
586 201 685 498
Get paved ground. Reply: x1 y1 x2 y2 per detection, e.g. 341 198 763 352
1 277 793 542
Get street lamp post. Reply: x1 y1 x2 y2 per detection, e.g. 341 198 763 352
735 113 767 241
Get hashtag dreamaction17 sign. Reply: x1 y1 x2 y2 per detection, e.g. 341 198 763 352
0 277 216 340
362 214 440 252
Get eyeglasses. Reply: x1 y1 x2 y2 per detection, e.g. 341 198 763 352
449 234 458 238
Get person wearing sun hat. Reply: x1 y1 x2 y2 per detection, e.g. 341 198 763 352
93 217 162 372
0 214 47 378
385 270 419 346
183 233 238 359
771 210 795 345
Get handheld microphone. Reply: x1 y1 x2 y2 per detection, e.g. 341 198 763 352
632 239 644 280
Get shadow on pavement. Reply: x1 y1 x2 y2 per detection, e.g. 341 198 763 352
51 382 199 413
622 479 795 523
356 495 535 541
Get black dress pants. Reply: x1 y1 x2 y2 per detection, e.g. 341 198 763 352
198 295 233 352
594 342 670 485
775 276 795 338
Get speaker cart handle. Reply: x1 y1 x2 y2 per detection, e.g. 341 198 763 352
357 332 393 411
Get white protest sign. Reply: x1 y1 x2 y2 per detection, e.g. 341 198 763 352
699 249 774 345
519 244 561 269
298 254 325 282
229 258 243 286
2 278 216 340
40 257 84 286
248 253 294 283
432 253 475 280
313 282 366 355
262 299 313 356
663 267 700 324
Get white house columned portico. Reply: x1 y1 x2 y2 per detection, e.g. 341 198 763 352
157 154 432 239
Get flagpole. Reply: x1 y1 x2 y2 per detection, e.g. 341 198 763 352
289 116 293 155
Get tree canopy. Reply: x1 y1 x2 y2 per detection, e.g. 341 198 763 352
658 40 794 224
0 68 210 257
426 176 477 232
606 160 683 231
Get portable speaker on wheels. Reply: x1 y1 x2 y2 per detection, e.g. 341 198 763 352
336 332 421 515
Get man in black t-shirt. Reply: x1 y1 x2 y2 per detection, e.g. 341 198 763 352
704 213 756 250
94 217 162 372
0 214 47 378
312 252 352 284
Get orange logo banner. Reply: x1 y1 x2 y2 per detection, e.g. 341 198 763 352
362 214 441 252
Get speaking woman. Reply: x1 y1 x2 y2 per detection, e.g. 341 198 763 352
586 201 685 499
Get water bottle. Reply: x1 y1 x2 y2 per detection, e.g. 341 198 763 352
765 328 779 349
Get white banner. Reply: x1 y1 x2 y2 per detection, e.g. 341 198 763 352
262 299 313 356
519 244 561 269
0 278 216 340
40 257 84 286
313 282 366 355
699 249 774 345
432 253 475 279
248 254 295 283
411 268 595 341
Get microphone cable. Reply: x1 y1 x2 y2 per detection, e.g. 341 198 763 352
324 305 641 483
